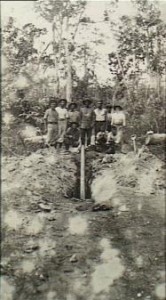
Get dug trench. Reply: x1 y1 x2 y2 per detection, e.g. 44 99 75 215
1 147 165 300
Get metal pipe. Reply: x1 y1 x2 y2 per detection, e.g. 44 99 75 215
131 135 137 154
80 144 85 200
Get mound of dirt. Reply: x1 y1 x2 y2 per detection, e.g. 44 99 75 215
91 151 165 217
2 148 76 212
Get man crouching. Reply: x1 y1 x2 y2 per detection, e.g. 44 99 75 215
64 122 80 151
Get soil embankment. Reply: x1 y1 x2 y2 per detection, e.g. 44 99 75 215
1 148 165 300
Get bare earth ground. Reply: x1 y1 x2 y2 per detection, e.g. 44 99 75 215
1 147 166 300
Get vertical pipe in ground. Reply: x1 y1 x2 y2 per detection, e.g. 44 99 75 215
80 144 85 200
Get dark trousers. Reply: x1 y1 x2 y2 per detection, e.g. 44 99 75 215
80 128 92 146
95 121 106 135
106 123 112 132
64 136 79 150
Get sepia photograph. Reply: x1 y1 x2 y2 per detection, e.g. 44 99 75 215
1 0 166 299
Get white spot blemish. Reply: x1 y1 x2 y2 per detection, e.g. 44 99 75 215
158 270 166 281
119 204 129 212
4 210 23 230
91 238 125 294
91 170 117 204
47 291 57 300
21 125 37 138
25 216 44 235
137 203 142 211
2 181 21 193
155 283 166 299
72 277 86 296
1 277 15 300
45 155 57 165
21 259 35 273
3 112 15 127
124 229 133 240
68 215 88 235
135 256 143 268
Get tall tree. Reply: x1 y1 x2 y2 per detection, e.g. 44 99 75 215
107 0 166 98
35 0 87 102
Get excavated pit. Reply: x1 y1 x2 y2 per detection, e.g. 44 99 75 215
2 147 166 300
72 152 95 200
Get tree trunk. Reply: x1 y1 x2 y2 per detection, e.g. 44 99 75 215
82 45 89 96
164 68 166 103
145 26 150 76
64 16 72 103
156 27 161 99
66 45 72 102
157 71 161 99
52 17 59 97
116 52 132 101
83 44 88 78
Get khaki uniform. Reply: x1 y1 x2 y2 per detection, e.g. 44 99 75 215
44 108 58 145
56 107 69 143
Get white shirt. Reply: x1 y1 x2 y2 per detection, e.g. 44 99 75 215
111 112 126 126
56 107 69 120
107 112 112 122
94 108 106 121
44 108 58 122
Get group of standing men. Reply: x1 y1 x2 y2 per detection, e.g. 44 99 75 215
44 97 126 152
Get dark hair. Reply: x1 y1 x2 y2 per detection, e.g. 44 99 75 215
71 121 78 126
106 103 112 108
114 105 123 110
68 102 77 109
60 98 67 103
83 99 92 104
49 96 56 101
49 101 56 107
17 89 25 99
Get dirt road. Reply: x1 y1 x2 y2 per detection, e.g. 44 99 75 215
1 148 165 300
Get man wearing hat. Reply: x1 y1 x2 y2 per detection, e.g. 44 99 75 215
68 102 80 127
44 98 58 147
94 101 107 136
56 99 69 146
80 98 95 146
64 121 80 151
111 104 126 145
